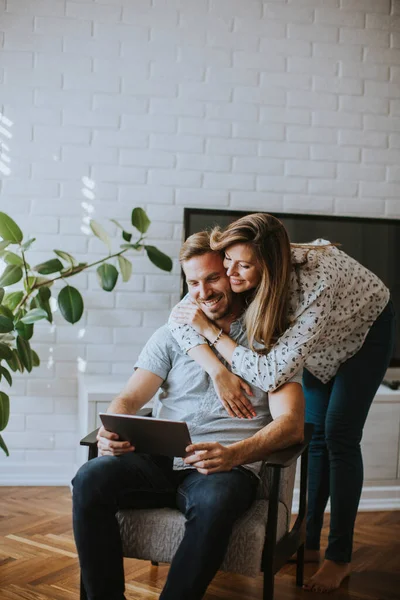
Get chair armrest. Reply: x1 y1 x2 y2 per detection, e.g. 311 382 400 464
264 422 313 468
80 429 99 447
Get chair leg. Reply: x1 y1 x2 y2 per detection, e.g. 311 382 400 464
263 566 274 600
80 573 88 600
151 561 159 567
296 543 305 587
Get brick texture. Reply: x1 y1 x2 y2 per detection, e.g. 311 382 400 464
0 0 398 481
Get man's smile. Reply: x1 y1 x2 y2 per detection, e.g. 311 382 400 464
200 294 223 309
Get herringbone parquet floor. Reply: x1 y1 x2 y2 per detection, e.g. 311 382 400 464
0 487 399 600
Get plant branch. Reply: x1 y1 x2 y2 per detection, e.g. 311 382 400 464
33 239 144 292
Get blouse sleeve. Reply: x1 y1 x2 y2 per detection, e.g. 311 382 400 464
231 286 334 392
168 296 209 353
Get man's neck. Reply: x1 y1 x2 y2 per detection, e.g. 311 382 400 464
214 296 244 333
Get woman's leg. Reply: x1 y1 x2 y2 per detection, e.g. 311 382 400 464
303 369 333 554
305 300 396 592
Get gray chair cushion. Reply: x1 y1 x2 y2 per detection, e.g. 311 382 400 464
117 498 289 578
258 462 296 517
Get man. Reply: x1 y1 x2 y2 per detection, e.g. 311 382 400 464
72 232 304 600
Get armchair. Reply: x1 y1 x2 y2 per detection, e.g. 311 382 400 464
79 421 312 600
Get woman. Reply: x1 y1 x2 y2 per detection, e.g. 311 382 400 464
169 213 396 593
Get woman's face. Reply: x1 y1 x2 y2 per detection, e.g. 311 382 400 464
223 243 261 293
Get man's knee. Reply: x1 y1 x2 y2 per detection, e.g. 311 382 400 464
182 471 255 522
72 456 117 511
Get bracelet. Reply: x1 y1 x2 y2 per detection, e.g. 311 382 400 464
209 328 223 348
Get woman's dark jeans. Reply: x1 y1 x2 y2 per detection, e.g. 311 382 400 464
303 299 396 563
72 453 257 600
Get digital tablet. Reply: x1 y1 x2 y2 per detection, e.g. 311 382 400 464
99 413 192 458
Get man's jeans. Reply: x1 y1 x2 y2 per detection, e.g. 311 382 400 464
72 452 258 600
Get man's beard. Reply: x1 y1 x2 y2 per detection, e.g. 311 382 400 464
197 293 232 321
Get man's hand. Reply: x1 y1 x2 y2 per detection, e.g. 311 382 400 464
184 442 236 475
97 425 135 456
170 302 213 337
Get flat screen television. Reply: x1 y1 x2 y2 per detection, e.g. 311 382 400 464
183 208 400 368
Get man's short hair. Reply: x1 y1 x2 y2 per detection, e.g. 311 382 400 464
179 231 217 263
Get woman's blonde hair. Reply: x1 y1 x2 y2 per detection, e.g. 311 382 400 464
209 213 326 354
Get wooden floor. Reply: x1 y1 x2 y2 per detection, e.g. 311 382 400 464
0 487 399 600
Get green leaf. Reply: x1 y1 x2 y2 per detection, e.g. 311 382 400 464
96 263 118 292
25 276 37 292
21 237 36 252
36 287 53 323
31 349 40 367
12 349 24 373
144 245 173 272
3 251 24 266
0 265 23 287
54 249 77 267
131 207 150 234
0 288 4 304
0 391 9 430
58 286 84 324
3 291 24 311
15 320 34 340
6 351 18 372
33 258 64 275
0 343 12 361
110 218 124 230
17 336 33 373
0 366 12 386
0 433 9 456
0 305 14 320
0 240 11 252
0 315 13 333
0 212 23 243
90 220 111 252
20 308 48 324
117 255 132 283
111 220 133 243
122 230 132 242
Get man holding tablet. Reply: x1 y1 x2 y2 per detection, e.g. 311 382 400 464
72 232 304 600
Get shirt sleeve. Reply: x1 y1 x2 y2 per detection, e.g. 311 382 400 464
231 286 334 392
134 326 173 381
168 295 209 352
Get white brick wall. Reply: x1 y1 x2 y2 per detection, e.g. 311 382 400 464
0 0 399 484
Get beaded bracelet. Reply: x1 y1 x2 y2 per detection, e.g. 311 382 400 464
209 328 223 347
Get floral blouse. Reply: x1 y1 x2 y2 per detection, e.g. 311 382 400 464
168 240 390 392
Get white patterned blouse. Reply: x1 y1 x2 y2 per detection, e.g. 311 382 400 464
169 240 390 392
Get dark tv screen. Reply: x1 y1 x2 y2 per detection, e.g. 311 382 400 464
183 208 400 368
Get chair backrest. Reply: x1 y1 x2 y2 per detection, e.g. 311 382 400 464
257 462 297 517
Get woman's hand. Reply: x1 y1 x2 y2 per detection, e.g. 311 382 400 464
170 301 215 338
212 368 256 419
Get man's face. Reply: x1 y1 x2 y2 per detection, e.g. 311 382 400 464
182 252 234 321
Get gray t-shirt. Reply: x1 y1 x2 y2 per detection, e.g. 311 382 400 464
134 319 303 476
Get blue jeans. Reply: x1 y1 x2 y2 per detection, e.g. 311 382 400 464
303 299 396 563
72 453 258 600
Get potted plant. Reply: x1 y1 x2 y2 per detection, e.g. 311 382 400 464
0 208 172 455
